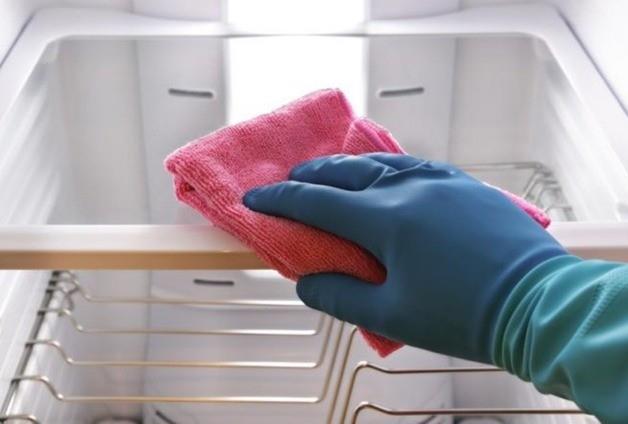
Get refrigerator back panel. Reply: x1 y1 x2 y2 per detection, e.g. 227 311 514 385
28 35 626 228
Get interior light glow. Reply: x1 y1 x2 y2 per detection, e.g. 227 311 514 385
226 0 366 123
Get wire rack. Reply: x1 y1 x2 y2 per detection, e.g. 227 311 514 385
461 161 575 221
0 162 587 424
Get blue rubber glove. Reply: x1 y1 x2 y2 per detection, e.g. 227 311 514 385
243 153 566 363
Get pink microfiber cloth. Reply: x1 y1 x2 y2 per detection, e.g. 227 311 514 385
165 89 550 357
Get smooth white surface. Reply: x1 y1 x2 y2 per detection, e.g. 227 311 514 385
4 1 627 111
227 37 366 123
135 38 226 224
0 1 135 64
550 0 628 112
369 0 460 20
464 0 628 112
367 37 456 160
0 28 61 415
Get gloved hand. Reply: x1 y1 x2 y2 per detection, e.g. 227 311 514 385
244 153 567 363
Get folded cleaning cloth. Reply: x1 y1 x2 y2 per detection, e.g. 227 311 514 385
165 89 550 357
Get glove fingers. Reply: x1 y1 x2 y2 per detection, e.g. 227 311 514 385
364 153 464 179
244 181 382 257
297 273 386 332
290 154 394 191
363 152 426 170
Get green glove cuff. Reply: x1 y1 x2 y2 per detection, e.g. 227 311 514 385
491 254 582 374
492 254 628 423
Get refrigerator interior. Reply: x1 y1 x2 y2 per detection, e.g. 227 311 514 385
1 24 626 424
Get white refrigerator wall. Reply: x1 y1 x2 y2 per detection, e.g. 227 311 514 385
463 0 628 112
3 0 627 107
